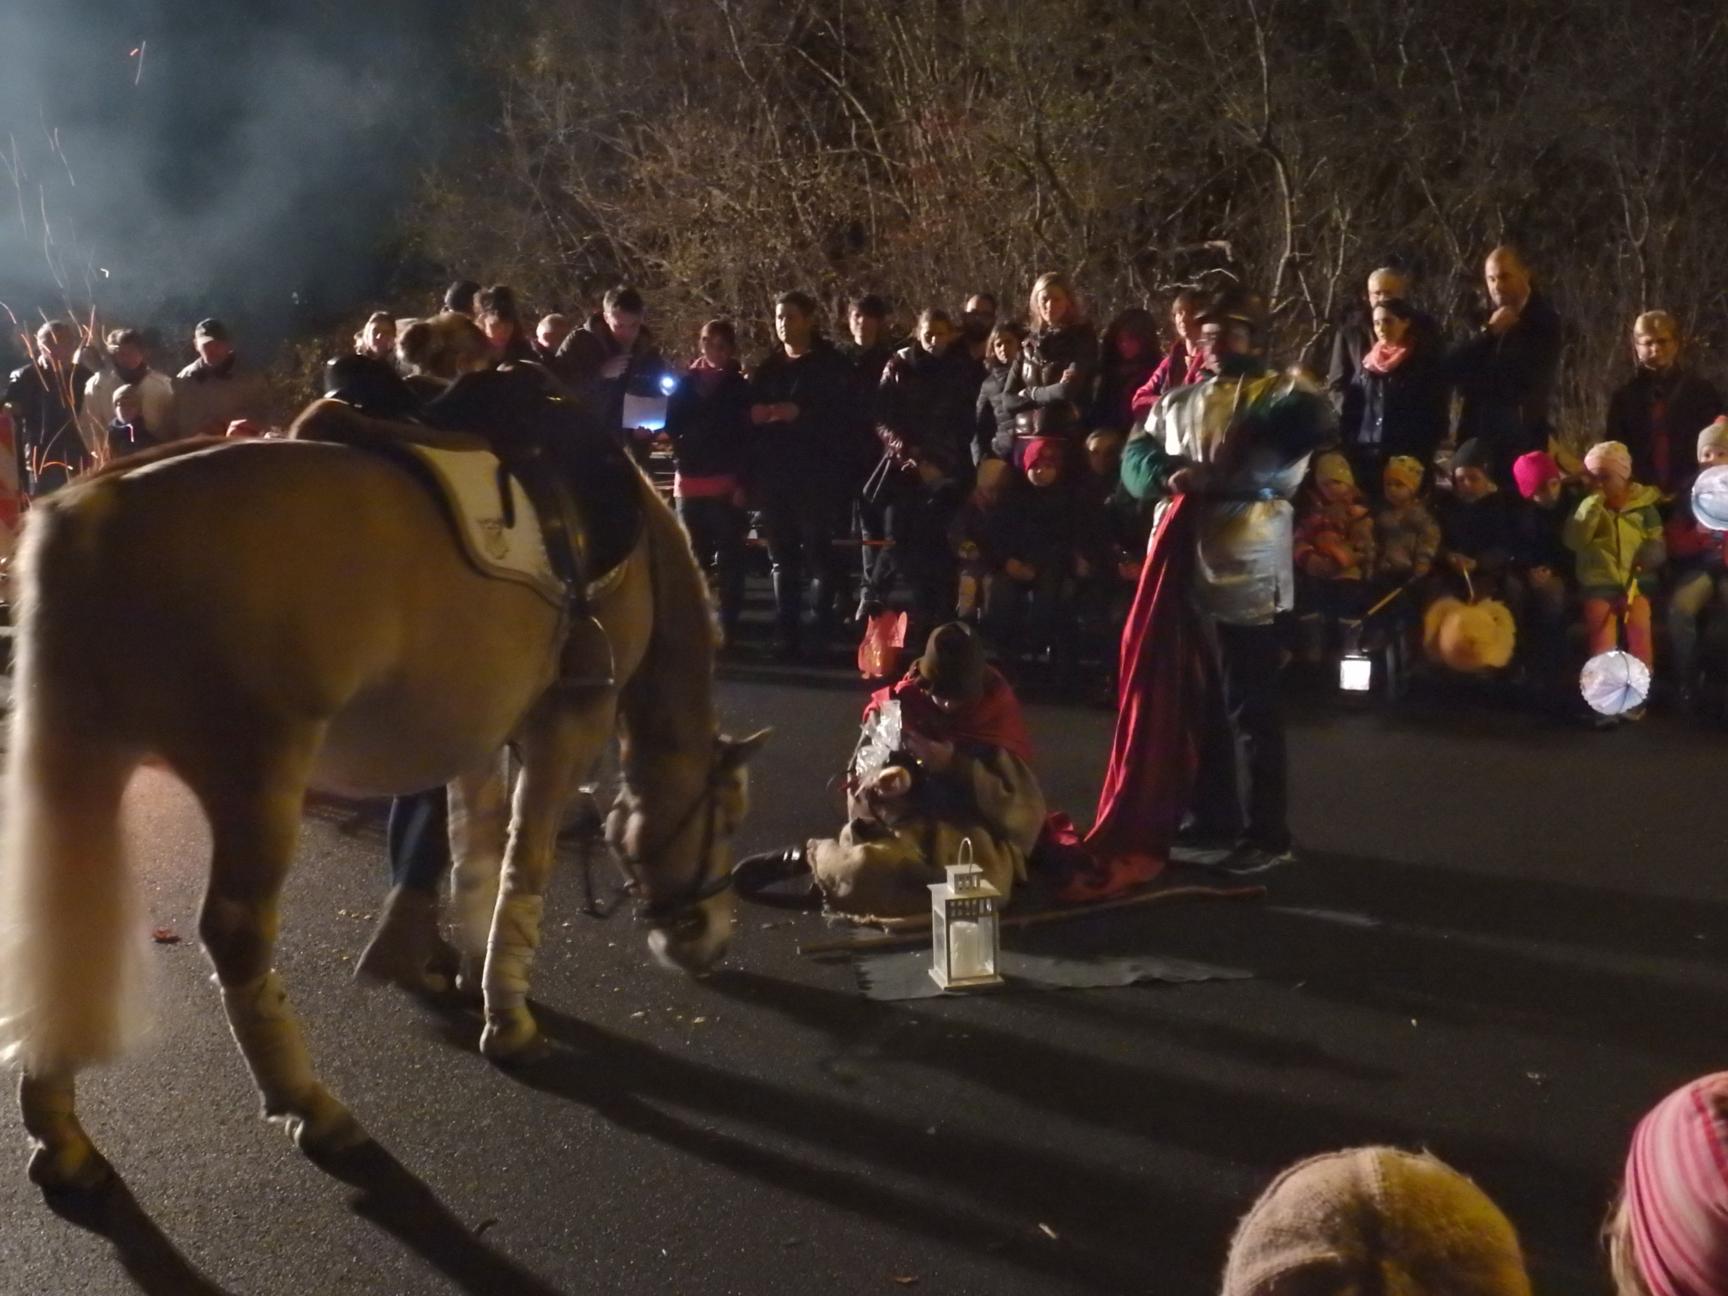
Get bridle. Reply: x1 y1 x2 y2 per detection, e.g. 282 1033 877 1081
618 739 736 937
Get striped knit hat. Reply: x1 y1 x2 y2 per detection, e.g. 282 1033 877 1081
1624 1074 1728 1296
1223 1147 1532 1296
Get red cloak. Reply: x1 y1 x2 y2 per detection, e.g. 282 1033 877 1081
1080 494 1205 883
868 665 1033 763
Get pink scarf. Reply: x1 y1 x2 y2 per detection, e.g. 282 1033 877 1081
1360 340 1411 375
1625 1073 1728 1296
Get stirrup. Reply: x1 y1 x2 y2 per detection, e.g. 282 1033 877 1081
556 611 617 690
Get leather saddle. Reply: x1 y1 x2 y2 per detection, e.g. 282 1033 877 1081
293 367 644 688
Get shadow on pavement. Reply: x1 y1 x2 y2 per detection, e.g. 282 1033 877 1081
317 1138 568 1296
45 1176 237 1296
704 963 1615 1291
1239 851 1728 1067
477 1000 1207 1292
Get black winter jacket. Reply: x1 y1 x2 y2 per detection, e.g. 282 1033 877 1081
665 364 751 482
746 339 855 493
875 344 984 475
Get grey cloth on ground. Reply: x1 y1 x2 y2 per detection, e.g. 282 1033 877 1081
855 949 1251 1000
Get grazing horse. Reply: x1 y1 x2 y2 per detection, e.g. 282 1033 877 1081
0 406 765 1190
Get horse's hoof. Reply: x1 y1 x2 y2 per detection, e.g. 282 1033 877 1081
283 1090 369 1158
479 1013 548 1067
453 957 486 1007
356 889 456 996
27 1140 113 1194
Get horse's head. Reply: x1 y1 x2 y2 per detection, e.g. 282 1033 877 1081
607 728 771 975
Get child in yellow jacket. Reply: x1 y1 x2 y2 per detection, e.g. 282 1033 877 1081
1563 440 1664 678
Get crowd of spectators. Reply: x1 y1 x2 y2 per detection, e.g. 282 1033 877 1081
8 243 1728 718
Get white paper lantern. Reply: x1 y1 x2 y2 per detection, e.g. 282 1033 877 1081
1692 465 1728 533
1580 650 1651 717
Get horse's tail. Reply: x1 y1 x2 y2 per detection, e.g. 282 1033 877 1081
0 490 146 1073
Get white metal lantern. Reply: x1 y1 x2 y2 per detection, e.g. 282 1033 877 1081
929 840 1003 990
1337 618 1375 696
1338 652 1374 693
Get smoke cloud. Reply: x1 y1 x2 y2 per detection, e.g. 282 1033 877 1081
0 0 473 367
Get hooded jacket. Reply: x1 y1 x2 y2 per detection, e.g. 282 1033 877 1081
1563 482 1665 594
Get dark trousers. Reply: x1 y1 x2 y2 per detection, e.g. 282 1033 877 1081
761 482 839 642
677 495 747 639
1194 620 1289 852
387 787 449 895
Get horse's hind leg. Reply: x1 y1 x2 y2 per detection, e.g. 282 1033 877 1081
191 733 366 1158
480 702 613 1064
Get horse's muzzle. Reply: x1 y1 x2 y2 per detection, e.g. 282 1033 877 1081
646 893 733 975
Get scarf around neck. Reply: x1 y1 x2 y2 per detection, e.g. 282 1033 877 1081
1361 340 1412 375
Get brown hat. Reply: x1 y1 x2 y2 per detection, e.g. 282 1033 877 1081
1223 1147 1532 1296
914 622 986 702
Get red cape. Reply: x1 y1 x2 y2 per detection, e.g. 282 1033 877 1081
868 665 1033 763
1082 495 1205 873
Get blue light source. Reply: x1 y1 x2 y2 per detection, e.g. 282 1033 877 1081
659 374 678 395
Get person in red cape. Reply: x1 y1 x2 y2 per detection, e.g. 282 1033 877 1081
735 623 1048 917
1066 290 1334 901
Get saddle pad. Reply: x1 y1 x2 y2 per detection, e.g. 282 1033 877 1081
396 443 566 609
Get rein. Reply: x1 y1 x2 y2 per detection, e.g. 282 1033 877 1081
619 740 735 934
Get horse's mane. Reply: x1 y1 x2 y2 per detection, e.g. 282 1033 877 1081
618 471 719 775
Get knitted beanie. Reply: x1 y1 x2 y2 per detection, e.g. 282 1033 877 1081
1511 451 1562 500
1585 440 1633 481
1315 451 1356 490
1222 1147 1533 1296
1024 436 1067 472
1698 417 1728 461
1452 438 1493 474
1384 455 1426 495
1623 1073 1728 1296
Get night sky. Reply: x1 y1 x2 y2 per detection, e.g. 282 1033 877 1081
0 0 475 362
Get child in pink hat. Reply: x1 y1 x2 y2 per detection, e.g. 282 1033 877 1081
1608 1073 1728 1296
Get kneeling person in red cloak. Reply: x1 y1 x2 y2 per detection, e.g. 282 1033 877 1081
738 623 1048 917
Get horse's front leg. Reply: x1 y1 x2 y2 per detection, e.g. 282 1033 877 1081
479 699 613 1064
447 753 511 999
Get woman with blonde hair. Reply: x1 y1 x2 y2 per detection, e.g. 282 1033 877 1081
1002 270 1098 465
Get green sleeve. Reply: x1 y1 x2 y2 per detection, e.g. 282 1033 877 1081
1121 426 1187 501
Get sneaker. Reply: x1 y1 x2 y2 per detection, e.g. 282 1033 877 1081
1210 840 1300 876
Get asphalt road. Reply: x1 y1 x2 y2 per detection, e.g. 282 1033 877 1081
1 664 1724 1296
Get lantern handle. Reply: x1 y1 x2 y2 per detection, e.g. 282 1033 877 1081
957 837 975 867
